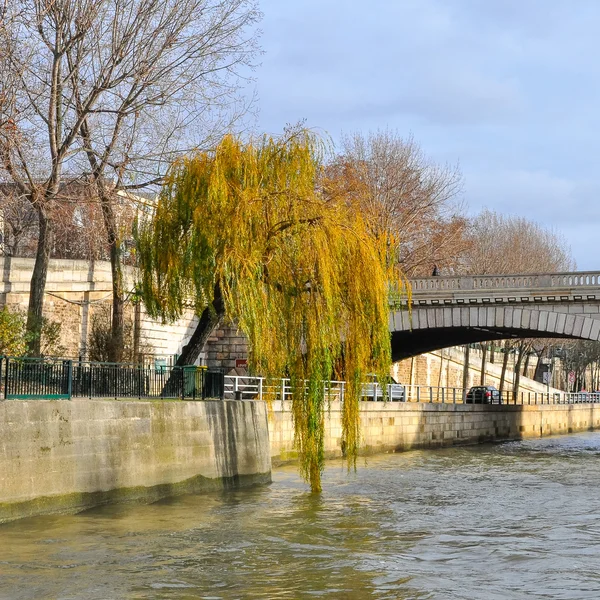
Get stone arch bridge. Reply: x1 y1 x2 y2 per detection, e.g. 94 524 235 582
391 272 600 360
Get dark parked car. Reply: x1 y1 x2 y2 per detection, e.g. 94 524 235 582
465 385 502 404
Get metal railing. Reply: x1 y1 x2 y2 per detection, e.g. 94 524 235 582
388 385 600 406
224 375 346 402
0 357 225 400
223 376 600 406
2 359 599 407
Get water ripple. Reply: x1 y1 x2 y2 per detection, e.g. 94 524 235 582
3 433 600 599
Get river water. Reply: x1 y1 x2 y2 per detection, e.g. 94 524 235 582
2 433 600 600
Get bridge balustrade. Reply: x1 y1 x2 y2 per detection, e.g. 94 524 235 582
409 270 600 297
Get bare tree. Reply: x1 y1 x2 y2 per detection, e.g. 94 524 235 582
0 0 260 357
558 340 600 392
463 209 575 276
326 130 468 276
463 209 575 396
0 187 38 256
0 181 116 260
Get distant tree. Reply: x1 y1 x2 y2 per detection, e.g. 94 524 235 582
326 130 468 276
464 209 575 397
559 340 600 392
463 209 575 276
136 131 403 492
0 182 115 260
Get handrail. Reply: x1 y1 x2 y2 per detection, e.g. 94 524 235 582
223 376 600 406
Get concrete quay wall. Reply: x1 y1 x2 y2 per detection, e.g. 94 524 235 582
0 399 271 523
270 401 600 464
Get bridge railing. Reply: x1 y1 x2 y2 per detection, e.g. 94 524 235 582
409 271 600 294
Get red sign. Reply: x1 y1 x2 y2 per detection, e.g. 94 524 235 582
235 358 248 368
568 371 576 384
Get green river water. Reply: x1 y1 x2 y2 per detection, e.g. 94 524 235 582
2 433 600 600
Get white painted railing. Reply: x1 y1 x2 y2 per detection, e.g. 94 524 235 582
224 376 346 402
224 376 600 406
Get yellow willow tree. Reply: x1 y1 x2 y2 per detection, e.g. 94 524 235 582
136 131 404 492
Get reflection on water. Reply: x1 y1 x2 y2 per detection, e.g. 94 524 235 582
3 434 600 599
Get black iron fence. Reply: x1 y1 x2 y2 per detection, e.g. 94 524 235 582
0 357 225 401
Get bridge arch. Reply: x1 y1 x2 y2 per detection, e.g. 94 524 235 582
390 305 600 361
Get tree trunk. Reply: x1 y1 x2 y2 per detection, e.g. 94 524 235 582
462 345 470 400
110 243 125 363
523 351 531 378
133 300 141 364
480 343 487 385
513 347 525 402
26 207 53 356
158 283 226 398
175 282 226 366
98 191 125 363
499 341 510 396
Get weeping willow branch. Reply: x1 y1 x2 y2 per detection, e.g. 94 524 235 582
136 130 406 492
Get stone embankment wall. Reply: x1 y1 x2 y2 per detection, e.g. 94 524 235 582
0 399 271 523
392 346 559 395
0 257 250 369
1 257 197 359
269 401 600 465
2 258 560 384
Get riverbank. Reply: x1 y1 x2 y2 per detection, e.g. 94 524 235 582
269 401 600 465
2 397 599 524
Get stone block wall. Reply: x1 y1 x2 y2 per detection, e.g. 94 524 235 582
0 399 271 523
269 401 600 465
391 346 557 395
205 322 249 373
0 257 250 367
0 257 199 361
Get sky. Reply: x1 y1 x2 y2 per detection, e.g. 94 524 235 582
251 0 600 270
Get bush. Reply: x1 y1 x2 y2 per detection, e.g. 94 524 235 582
88 304 146 363
0 307 29 356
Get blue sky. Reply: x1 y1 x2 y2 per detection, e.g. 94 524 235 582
252 0 600 270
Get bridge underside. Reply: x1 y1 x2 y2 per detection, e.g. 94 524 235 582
391 327 574 361
390 305 600 361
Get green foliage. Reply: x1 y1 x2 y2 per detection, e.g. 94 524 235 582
25 313 66 357
137 131 405 492
0 306 65 358
0 307 29 356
